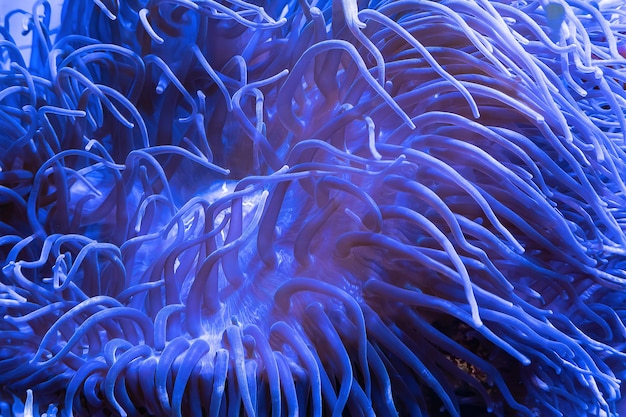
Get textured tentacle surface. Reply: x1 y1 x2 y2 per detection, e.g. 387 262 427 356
2 0 626 416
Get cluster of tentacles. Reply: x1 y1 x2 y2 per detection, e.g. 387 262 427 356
2 0 626 415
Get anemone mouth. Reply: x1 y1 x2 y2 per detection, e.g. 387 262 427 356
2 0 626 416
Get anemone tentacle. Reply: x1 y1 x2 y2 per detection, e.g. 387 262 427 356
3 0 626 416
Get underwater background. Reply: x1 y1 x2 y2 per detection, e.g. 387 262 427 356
2 0 626 416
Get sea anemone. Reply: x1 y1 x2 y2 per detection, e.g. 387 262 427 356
2 0 626 416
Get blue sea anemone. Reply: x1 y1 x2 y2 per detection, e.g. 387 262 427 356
2 0 626 416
